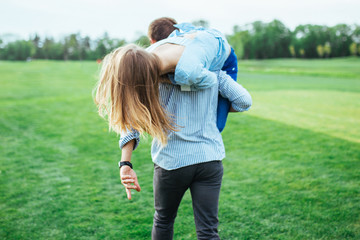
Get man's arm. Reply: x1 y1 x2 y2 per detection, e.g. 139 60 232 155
120 140 141 200
217 70 252 112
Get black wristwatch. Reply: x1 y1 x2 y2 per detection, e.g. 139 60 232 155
118 161 133 169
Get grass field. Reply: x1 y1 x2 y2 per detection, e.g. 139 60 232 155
1 58 359 239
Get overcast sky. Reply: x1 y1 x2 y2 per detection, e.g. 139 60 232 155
1 0 359 41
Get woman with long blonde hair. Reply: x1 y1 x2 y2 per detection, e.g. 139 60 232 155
95 44 176 145
94 24 252 239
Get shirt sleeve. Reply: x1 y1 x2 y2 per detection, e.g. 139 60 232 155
174 39 218 91
119 128 140 150
175 63 217 91
173 30 227 91
217 70 252 112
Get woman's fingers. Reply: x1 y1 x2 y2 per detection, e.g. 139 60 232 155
119 168 140 200
124 180 140 200
121 179 135 184
134 179 141 192
120 174 133 180
126 188 132 200
122 177 137 189
123 184 139 189
121 175 140 190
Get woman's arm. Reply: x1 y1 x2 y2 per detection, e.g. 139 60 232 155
119 129 140 150
120 140 141 200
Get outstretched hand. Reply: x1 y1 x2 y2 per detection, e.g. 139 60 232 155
120 166 141 200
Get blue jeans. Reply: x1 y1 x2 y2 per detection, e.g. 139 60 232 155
217 47 238 132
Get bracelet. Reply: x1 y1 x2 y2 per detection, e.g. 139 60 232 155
118 161 133 169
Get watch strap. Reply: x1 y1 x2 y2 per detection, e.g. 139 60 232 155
118 161 133 169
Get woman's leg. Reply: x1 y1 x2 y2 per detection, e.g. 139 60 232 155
152 164 195 240
190 161 223 240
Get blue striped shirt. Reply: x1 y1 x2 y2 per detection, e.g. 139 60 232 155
119 71 251 170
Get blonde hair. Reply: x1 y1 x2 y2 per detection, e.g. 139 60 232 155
94 44 177 146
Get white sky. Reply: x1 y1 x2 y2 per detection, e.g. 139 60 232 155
1 0 359 41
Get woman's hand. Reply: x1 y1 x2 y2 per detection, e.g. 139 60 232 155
120 166 141 200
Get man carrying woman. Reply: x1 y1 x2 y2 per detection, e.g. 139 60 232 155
94 17 251 240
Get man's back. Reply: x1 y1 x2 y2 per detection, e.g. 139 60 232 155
151 81 225 170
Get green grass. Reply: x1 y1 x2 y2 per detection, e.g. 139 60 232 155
238 58 360 143
1 58 359 239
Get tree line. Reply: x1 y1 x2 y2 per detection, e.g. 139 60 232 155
227 20 360 59
0 20 359 61
0 32 136 61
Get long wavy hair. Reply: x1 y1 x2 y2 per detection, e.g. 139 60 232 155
94 44 176 146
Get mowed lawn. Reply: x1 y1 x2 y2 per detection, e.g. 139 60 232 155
0 58 359 239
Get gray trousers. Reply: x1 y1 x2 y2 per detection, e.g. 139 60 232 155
152 161 223 240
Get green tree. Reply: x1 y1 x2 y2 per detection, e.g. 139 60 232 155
31 34 43 59
317 45 324 58
1 40 35 60
324 42 331 58
1 21 358 61
351 25 360 45
227 26 246 59
79 36 91 60
299 49 305 58
329 24 352 57
249 21 267 59
266 20 292 58
92 33 126 60
293 24 330 58
229 26 251 59
94 39 107 60
134 35 150 48
289 45 296 57
349 42 357 56
237 20 291 59
350 24 360 56
42 37 63 60
0 38 3 59
63 33 81 60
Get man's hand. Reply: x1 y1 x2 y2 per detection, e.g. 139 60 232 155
229 106 238 112
120 166 141 200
